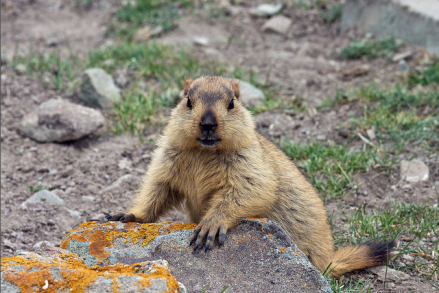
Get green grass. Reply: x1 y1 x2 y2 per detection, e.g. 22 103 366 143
11 49 80 91
320 4 343 24
408 61 439 87
340 36 403 60
111 0 192 40
283 141 391 199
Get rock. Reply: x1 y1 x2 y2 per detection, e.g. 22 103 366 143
366 128 376 140
45 36 60 47
261 15 292 35
133 26 152 42
116 73 128 87
100 174 139 195
340 0 439 56
61 219 332 292
118 158 132 170
151 25 164 36
316 135 326 141
14 64 27 75
193 37 209 46
399 60 409 72
81 195 95 202
236 79 265 107
400 160 429 182
80 68 121 108
1 249 182 292
66 208 81 218
339 64 370 81
367 266 410 282
21 190 65 207
392 51 412 62
19 99 105 142
32 241 55 249
249 3 283 17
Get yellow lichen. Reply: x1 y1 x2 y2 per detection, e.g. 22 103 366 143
1 255 179 293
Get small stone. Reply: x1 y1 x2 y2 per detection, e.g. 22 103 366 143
49 169 58 175
399 60 409 72
193 37 209 46
316 135 326 141
392 51 412 62
116 73 128 87
3 239 17 249
261 15 292 35
401 254 414 262
80 68 121 108
367 266 410 282
133 26 152 43
21 190 65 207
400 160 429 182
14 64 27 75
29 147 38 152
340 64 370 81
32 241 55 249
236 80 265 107
102 59 115 67
82 195 95 202
45 37 60 47
19 99 105 142
250 3 283 17
66 209 81 219
150 25 163 36
366 129 376 140
118 158 132 170
68 181 76 187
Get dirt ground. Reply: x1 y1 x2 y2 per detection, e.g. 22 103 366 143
1 0 438 292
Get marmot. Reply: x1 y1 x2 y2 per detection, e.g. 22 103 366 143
106 76 394 278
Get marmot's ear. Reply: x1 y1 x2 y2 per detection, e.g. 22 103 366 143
230 80 241 100
183 78 193 96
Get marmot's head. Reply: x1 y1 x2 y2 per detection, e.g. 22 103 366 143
165 76 256 152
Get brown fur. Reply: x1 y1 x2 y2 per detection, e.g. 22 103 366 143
108 76 394 278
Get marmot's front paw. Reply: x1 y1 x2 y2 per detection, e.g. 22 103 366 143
104 211 136 223
189 218 228 252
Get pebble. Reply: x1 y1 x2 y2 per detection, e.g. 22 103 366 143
14 64 27 75
236 79 265 107
366 129 376 140
81 195 95 202
367 266 410 282
193 37 209 46
261 15 292 35
32 241 55 249
29 147 38 152
45 37 60 47
392 51 412 62
116 73 128 87
80 68 121 108
316 135 326 141
400 160 429 182
133 26 152 42
249 3 283 17
21 190 65 207
66 209 81 219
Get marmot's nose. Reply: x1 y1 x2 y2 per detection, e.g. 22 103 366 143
200 111 218 132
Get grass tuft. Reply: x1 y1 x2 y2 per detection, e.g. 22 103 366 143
340 36 403 60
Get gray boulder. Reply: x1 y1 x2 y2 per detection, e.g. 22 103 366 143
62 219 332 292
1 248 184 292
19 99 105 142
80 68 121 108
236 80 265 107
21 189 65 208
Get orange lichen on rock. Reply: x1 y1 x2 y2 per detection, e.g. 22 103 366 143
105 223 163 246
88 229 113 260
2 254 179 293
247 218 267 223
280 247 286 252
294 251 300 256
163 222 197 233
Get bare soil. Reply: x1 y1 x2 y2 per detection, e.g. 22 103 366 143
1 1 437 292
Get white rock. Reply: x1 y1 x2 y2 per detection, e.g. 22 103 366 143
261 15 292 35
392 51 412 62
21 190 65 207
250 3 283 17
366 128 376 140
33 241 55 249
15 64 27 75
193 37 209 46
66 209 81 218
316 135 326 141
400 160 429 182
80 68 121 108
81 195 95 202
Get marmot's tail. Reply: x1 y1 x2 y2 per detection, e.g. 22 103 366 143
328 240 395 279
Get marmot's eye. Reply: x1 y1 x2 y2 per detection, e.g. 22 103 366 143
187 98 192 109
228 99 234 110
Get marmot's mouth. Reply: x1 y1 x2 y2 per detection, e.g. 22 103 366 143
197 134 220 147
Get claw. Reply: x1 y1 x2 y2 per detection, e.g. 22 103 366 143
205 243 210 252
189 237 196 246
194 243 200 251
